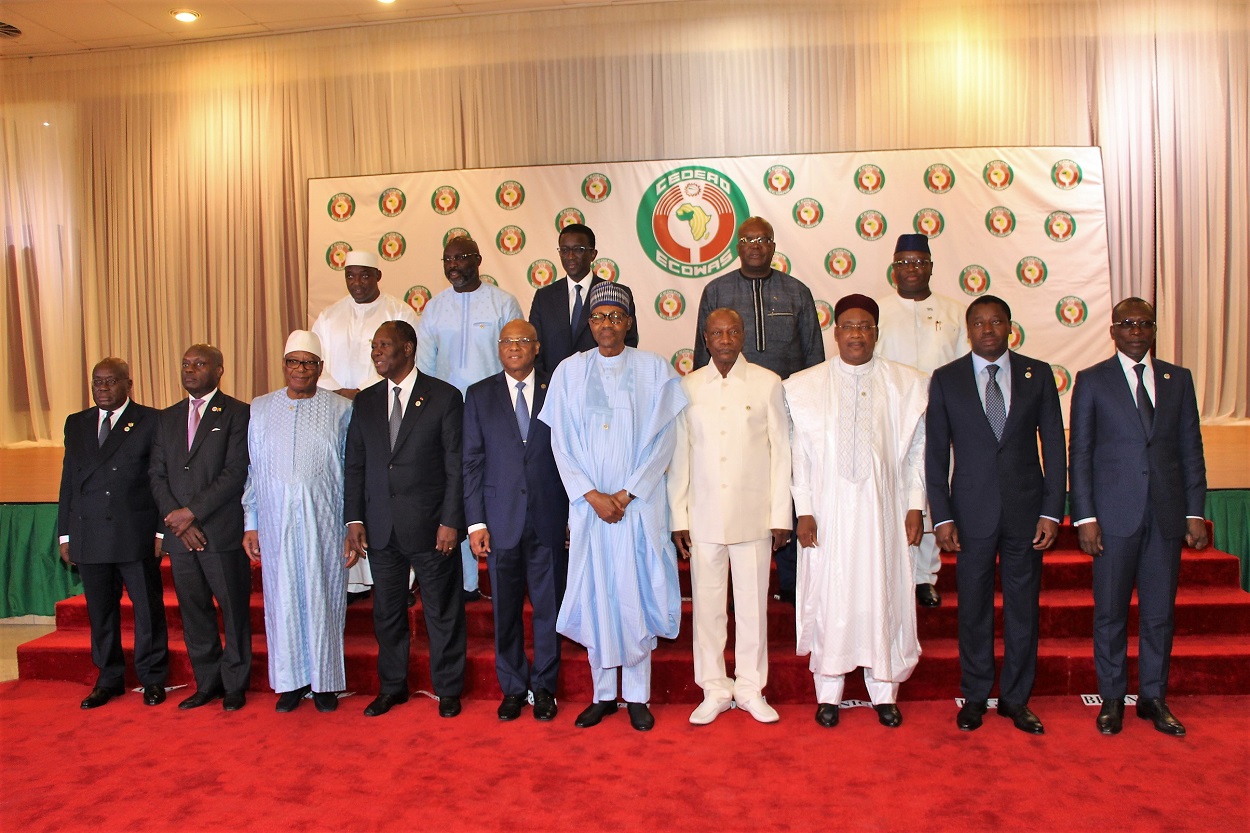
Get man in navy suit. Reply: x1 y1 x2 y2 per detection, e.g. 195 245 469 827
528 223 639 376
344 320 467 718
1069 297 1208 737
926 296 1066 735
58 357 169 709
463 319 569 722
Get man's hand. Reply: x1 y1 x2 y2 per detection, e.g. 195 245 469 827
242 530 261 563
1185 517 1210 550
796 515 818 549
585 490 625 524
59 542 71 565
177 524 207 552
1032 518 1059 551
345 523 369 568
1077 521 1103 557
612 490 635 511
905 509 924 547
164 507 197 536
469 529 492 559
771 529 790 552
671 530 692 560
435 525 458 556
153 537 163 560
934 522 960 553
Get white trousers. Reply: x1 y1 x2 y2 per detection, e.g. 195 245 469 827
690 538 771 703
591 655 652 704
911 533 941 585
814 667 899 706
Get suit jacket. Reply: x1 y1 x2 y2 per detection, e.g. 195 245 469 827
58 402 161 564
344 371 465 552
462 370 568 551
529 276 639 376
149 393 251 553
926 352 1067 539
1068 355 1206 538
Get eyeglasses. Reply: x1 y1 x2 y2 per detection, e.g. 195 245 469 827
441 252 478 264
738 236 774 246
498 338 537 345
892 259 932 269
284 358 322 370
588 311 629 324
91 377 122 387
1114 319 1156 331
836 323 878 332
557 246 593 256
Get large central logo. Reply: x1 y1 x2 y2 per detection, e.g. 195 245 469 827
636 165 749 279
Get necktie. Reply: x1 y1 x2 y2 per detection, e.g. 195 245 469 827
571 283 584 329
98 410 113 448
389 386 403 450
515 381 530 442
1134 363 1154 434
187 399 204 450
985 365 1006 441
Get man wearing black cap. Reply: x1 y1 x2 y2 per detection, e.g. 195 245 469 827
876 233 968 608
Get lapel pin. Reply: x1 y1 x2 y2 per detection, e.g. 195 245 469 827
1163 373 1171 380
123 423 133 432
414 397 424 407
1025 369 1032 379
541 383 547 390
211 406 222 413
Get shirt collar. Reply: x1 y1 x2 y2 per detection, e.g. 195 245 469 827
189 389 218 406
1117 351 1153 374
100 398 131 418
971 351 1010 376
704 354 749 383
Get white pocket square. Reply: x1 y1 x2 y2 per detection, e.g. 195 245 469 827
211 427 222 432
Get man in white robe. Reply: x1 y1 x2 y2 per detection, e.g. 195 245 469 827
242 331 352 712
785 294 928 729
539 281 687 732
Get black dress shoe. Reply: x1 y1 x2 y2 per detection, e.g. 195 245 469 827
276 685 311 713
1097 699 1124 735
497 694 525 721
223 691 246 712
346 589 372 605
462 589 482 603
575 700 618 728
957 700 988 731
407 588 417 608
626 702 655 731
439 696 462 718
313 692 339 713
81 686 124 710
916 583 942 607
998 702 1044 734
815 703 839 727
1136 698 1186 737
533 688 558 721
363 691 409 717
178 689 224 710
875 703 903 728
142 684 166 706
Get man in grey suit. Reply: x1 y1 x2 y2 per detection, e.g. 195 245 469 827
1069 297 1208 736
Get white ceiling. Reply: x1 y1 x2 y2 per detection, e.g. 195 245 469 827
0 0 665 57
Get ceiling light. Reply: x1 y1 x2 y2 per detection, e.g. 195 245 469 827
377 0 397 5
171 9 200 23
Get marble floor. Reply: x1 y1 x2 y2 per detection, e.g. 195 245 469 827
0 616 56 682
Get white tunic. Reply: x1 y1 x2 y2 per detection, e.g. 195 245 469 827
875 292 968 374
311 293 420 391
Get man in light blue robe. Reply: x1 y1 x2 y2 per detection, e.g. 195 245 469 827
538 281 688 731
418 235 524 599
242 330 352 713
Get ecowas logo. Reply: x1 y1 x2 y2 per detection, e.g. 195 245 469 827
1045 211 1076 242
327 193 355 222
555 208 585 231
983 160 1014 190
814 300 835 331
404 285 432 315
443 228 471 247
825 248 856 279
764 165 794 195
527 260 557 288
325 242 352 270
793 198 823 229
430 186 459 215
592 258 619 283
1052 365 1073 395
480 274 499 287
378 232 406 262
496 180 525 210
771 252 791 274
655 289 686 321
959 265 991 296
379 188 406 217
854 164 885 194
496 226 526 256
1056 296 1089 327
636 166 749 278
1016 256 1048 287
1009 321 1025 350
581 173 612 203
671 349 695 376
1051 160 1083 190
924 164 955 194
856 210 887 241
913 208 945 238
985 206 1016 237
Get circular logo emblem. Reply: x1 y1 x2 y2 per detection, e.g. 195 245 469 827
824 248 856 279
793 198 824 228
496 225 526 256
959 265 991 296
1045 211 1076 242
1016 256 1048 287
430 186 459 215
581 173 612 203
885 262 896 288
480 274 498 287
856 210 888 241
591 258 619 283
771 252 791 274
983 160 1014 190
924 164 955 194
443 228 471 247
1052 365 1073 395
1051 159 1083 190
815 299 834 331
1009 321 1025 351
379 188 406 217
913 208 945 238
635 165 750 278
1056 296 1089 327
527 259 556 288
854 164 885 194
985 206 1016 237
404 285 432 315
496 180 525 210
325 241 351 270
655 289 686 321
764 165 795 195
328 193 355 222
378 232 406 262
555 207 585 231
671 348 695 376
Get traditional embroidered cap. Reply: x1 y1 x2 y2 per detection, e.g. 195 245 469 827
834 293 880 324
586 281 631 312
894 233 931 254
284 329 323 359
344 250 379 269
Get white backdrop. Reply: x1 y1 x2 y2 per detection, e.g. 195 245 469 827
308 147 1110 415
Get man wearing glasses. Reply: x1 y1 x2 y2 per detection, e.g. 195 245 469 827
1069 298 1208 737
875 234 968 609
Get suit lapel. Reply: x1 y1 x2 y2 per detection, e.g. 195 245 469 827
187 397 224 461
494 375 523 444
953 355 998 442
999 353 1034 441
1106 358 1149 439
391 375 430 456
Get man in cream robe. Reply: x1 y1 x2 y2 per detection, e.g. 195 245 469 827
784 294 928 729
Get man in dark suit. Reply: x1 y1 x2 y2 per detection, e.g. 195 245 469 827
149 344 252 711
926 296 1066 735
345 320 468 718
528 223 639 376
1069 297 1208 737
463 319 569 722
58 357 169 709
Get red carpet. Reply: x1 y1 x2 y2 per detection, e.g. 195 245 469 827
1 680 1246 832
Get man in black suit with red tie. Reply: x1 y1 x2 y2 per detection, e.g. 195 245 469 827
150 344 252 712
528 224 639 375
345 320 468 718
1069 297 1208 737
59 357 169 709
926 296 1066 735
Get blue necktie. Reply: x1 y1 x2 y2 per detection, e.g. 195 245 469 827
571 283 584 329
985 365 1006 441
515 381 530 442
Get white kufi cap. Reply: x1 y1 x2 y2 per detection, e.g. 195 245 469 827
284 329 323 359
344 250 379 269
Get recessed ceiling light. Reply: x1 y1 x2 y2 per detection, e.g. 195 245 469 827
171 9 200 23
377 0 397 5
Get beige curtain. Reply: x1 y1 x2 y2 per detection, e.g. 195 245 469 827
1 0 1246 445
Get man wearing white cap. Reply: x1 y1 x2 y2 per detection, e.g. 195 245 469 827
242 331 353 712
311 249 418 596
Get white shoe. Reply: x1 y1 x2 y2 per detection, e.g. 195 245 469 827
689 696 734 725
736 696 780 724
